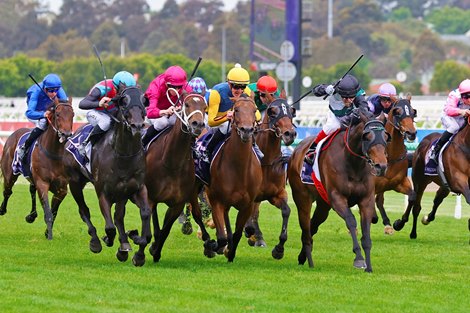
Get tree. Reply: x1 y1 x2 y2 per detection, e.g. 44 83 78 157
411 29 446 74
425 6 470 34
430 60 470 93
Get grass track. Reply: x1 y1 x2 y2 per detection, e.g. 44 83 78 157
0 181 469 313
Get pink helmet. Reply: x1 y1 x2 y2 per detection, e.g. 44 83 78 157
164 66 187 86
378 83 397 97
458 79 470 94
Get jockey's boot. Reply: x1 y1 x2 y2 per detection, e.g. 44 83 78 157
142 126 159 148
429 131 452 164
78 125 105 157
17 127 44 161
204 129 225 160
252 137 264 159
304 142 318 166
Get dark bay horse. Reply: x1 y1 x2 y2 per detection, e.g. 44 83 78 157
374 96 417 234
1 98 74 239
393 118 470 241
195 96 263 262
244 94 297 260
142 93 207 263
63 85 151 266
288 109 388 272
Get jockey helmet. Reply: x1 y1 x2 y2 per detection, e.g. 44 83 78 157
378 83 397 97
112 71 136 88
43 74 62 88
458 79 470 95
336 74 360 98
256 75 277 93
188 77 207 94
227 63 250 85
164 66 187 86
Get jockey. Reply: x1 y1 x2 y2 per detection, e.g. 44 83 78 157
248 75 280 119
77 70 136 156
367 82 397 117
17 73 68 161
203 63 262 159
305 74 369 165
188 76 207 97
428 79 470 166
141 65 192 147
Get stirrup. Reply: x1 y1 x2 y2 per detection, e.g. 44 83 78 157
77 143 87 156
304 151 315 165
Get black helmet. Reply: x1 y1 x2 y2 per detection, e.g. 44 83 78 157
336 74 360 98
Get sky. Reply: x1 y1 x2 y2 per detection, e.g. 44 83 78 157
41 0 241 13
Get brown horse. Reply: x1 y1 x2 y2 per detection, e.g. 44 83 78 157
393 118 470 241
288 109 388 272
0 98 74 239
63 85 151 266
194 95 262 262
244 94 297 260
142 93 207 263
374 96 417 234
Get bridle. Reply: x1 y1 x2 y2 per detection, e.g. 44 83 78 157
46 101 74 143
258 98 297 138
113 86 146 129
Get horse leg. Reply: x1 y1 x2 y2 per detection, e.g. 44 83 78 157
292 189 314 267
375 192 393 235
127 187 151 267
422 187 450 226
210 201 228 255
25 184 38 223
244 202 265 247
394 181 422 232
271 197 291 260
359 206 374 273
189 191 216 258
152 204 185 263
69 181 101 253
149 204 161 262
49 186 68 230
225 204 253 262
35 181 54 240
114 201 131 263
98 194 116 247
409 186 427 239
0 173 19 216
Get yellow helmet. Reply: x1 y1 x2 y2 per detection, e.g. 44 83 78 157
227 63 250 85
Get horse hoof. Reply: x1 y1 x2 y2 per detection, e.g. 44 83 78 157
254 240 267 248
371 216 378 224
181 222 193 235
384 225 394 235
0 207 6 215
132 254 146 267
353 259 367 269
272 245 284 260
204 248 216 258
120 243 132 252
25 212 37 223
223 246 229 259
410 232 417 240
393 220 404 231
102 235 113 247
152 254 161 263
247 235 256 246
44 229 53 240
127 229 139 240
90 238 102 253
421 215 430 225
116 250 129 262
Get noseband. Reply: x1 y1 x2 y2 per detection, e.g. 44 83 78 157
175 94 207 133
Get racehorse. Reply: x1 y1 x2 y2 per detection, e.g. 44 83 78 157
141 92 207 262
373 96 417 234
244 92 297 260
393 117 470 241
288 109 389 272
194 95 263 262
0 98 74 239
63 85 151 266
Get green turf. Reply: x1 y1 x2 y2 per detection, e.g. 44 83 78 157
0 180 468 313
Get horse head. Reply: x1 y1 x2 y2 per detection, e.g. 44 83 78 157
388 94 417 142
114 84 146 135
231 95 257 143
265 98 297 145
47 97 74 143
180 92 207 137
351 109 389 176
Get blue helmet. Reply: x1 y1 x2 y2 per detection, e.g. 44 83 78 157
112 71 136 88
43 73 62 88
188 77 207 95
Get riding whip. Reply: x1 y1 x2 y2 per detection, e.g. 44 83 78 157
175 56 203 105
323 54 364 100
28 73 53 100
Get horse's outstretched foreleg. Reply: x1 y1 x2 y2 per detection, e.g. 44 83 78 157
359 212 373 273
271 199 291 260
150 204 183 263
129 188 151 267
98 194 116 247
49 186 67 231
422 186 449 226
114 201 131 263
149 204 161 262
336 205 366 270
34 181 54 240
244 203 264 247
393 184 419 232
25 184 38 223
210 201 228 255
69 181 101 253
0 185 13 216
225 204 252 262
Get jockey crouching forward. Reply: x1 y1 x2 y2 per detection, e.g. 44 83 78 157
77 71 136 157
17 73 68 161
141 65 192 147
304 74 369 165
203 63 263 160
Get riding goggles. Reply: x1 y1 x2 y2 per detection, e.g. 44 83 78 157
231 84 247 90
379 96 392 102
46 87 60 93
461 93 470 99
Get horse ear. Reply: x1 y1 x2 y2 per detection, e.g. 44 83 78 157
406 92 412 101
279 89 287 99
